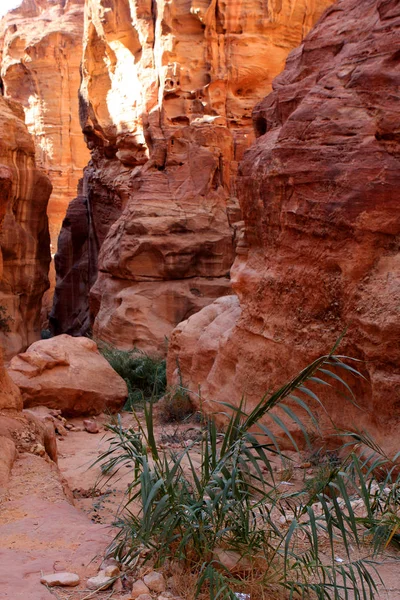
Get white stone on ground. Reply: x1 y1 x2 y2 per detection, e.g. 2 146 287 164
40 572 80 587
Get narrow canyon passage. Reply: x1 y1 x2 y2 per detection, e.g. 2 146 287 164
0 0 399 599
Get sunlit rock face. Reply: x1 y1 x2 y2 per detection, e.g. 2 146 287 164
167 0 400 454
0 0 90 310
0 96 51 358
51 0 333 352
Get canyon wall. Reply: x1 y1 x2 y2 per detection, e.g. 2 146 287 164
51 0 333 352
168 0 400 453
0 0 90 309
0 95 51 358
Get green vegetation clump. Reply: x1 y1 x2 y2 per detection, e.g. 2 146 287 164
0 304 12 333
100 344 166 409
96 347 400 600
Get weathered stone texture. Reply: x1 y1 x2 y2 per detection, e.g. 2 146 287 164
0 0 90 307
168 0 400 453
8 334 128 416
0 95 51 358
51 0 332 352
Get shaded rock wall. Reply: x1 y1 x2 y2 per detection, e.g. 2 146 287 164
0 0 90 308
0 150 22 412
0 95 51 358
167 0 400 453
51 0 332 353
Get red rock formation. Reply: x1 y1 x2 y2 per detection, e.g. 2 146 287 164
8 334 128 416
51 0 332 352
168 0 400 453
0 95 51 358
0 0 90 308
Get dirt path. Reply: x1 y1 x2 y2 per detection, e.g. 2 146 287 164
1 410 398 599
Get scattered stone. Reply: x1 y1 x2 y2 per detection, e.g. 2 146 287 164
131 579 150 598
300 462 311 469
83 419 99 434
31 443 46 457
136 595 153 600
41 572 80 587
49 409 62 417
143 571 166 593
55 423 68 436
65 422 74 430
105 564 120 578
86 570 114 590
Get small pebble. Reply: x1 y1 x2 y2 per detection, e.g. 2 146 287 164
86 570 114 590
83 419 99 434
143 571 166 593
131 579 150 598
41 572 80 587
105 565 120 578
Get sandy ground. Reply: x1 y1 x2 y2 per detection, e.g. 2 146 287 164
0 410 398 599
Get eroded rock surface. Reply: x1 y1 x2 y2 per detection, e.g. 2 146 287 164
8 334 128 416
0 0 90 308
0 95 51 358
51 0 332 352
168 0 400 454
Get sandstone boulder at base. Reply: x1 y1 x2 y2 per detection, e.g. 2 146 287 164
8 335 128 417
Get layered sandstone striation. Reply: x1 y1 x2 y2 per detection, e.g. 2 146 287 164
51 0 332 352
0 95 51 358
0 0 90 306
168 0 400 452
0 93 55 489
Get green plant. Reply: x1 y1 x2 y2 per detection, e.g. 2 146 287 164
0 304 12 333
95 349 397 600
100 344 167 409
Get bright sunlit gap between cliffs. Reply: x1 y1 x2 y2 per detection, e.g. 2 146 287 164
0 0 23 18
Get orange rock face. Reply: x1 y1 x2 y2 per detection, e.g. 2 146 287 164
168 0 400 453
0 0 90 306
8 334 128 416
0 95 51 358
51 0 332 351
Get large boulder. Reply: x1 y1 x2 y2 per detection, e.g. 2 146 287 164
8 334 128 416
168 0 400 455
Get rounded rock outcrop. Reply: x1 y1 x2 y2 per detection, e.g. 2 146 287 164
8 334 128 416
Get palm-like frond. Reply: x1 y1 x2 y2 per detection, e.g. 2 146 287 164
94 349 398 599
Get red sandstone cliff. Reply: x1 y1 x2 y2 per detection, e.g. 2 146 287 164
51 0 332 352
0 0 90 308
167 0 400 452
0 95 51 358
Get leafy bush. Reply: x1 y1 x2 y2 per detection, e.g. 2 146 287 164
100 344 166 409
0 304 11 333
96 349 398 600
